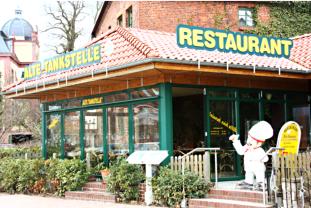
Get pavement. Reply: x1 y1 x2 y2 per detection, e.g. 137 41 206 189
0 193 166 208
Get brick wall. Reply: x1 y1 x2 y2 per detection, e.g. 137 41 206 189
94 1 140 36
94 1 270 36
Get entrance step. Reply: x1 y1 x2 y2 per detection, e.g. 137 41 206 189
65 190 116 202
189 198 273 208
209 189 264 203
82 181 107 192
65 181 115 202
189 188 273 208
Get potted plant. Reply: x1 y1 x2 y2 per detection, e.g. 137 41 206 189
100 168 110 179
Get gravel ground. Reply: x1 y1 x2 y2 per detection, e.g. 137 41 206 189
0 194 167 208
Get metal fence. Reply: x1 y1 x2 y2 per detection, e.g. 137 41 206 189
268 151 311 208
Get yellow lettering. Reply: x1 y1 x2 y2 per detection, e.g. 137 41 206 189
65 55 71 68
24 67 29 79
204 30 216 49
44 61 49 73
82 50 88 64
281 40 293 57
270 39 281 56
87 48 94 62
236 34 248 52
248 36 260 53
36 64 41 76
178 27 193 46
52 58 59 71
48 61 53 72
192 29 204 47
70 53 76 67
93 45 101 61
58 56 65 69
76 51 82 65
215 32 227 49
225 33 237 50
260 37 271 54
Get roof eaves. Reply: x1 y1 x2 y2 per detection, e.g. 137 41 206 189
4 58 309 95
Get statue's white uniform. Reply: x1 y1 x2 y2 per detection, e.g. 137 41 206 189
233 140 268 184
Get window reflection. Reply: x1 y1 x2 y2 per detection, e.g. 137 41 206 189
133 102 159 150
64 111 80 158
46 114 61 158
107 106 129 155
84 109 103 167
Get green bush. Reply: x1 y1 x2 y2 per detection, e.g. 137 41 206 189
107 158 144 202
0 158 90 196
53 159 90 196
0 147 41 159
152 167 209 207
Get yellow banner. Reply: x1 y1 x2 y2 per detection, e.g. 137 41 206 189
24 44 101 80
277 121 301 154
82 97 103 106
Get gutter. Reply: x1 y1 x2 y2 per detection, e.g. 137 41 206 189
4 58 309 95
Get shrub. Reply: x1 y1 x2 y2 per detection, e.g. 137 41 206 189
0 147 41 159
107 158 144 202
152 167 209 207
53 159 90 196
0 158 90 196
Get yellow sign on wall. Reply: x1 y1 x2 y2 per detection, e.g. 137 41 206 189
82 97 103 106
24 44 101 80
277 121 301 154
177 24 293 58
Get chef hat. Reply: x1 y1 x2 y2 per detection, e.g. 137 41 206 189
248 121 273 142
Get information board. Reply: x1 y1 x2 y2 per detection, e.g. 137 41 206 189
277 121 301 154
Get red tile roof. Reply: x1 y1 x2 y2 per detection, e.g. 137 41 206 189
3 27 310 93
290 33 311 69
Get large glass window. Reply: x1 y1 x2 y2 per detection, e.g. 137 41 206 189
131 88 159 99
64 111 80 158
107 106 129 155
133 102 159 150
239 102 259 145
84 109 103 167
46 114 61 158
105 92 129 103
209 101 237 177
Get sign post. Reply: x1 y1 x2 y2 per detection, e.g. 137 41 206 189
127 150 168 206
277 121 301 154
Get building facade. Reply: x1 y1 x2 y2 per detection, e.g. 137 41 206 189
3 24 311 180
92 1 270 37
0 9 40 144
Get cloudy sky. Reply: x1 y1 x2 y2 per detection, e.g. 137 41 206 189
0 0 99 61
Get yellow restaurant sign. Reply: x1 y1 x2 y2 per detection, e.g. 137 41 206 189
82 97 103 106
277 121 301 154
177 24 293 58
24 44 101 80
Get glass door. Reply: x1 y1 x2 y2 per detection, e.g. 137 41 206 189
84 108 103 167
208 100 238 178
64 111 80 159
107 106 129 156
46 114 61 158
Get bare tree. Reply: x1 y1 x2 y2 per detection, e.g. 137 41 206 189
44 1 85 53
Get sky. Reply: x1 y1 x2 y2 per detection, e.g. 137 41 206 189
0 0 99 61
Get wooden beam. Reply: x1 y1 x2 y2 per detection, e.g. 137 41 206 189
155 62 308 80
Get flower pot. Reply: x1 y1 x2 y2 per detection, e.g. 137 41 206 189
100 169 110 179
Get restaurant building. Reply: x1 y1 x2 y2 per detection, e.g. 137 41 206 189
3 25 310 180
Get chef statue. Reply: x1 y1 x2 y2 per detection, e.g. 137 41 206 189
229 121 273 191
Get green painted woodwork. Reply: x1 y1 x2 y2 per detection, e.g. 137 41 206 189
159 83 173 163
103 107 109 165
128 103 134 154
80 110 85 160
41 104 47 159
